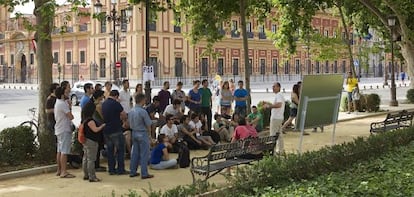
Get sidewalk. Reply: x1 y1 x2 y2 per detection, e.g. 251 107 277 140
1 103 413 197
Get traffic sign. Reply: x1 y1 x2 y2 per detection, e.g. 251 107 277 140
115 61 121 68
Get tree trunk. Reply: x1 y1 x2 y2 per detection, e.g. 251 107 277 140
337 3 357 77
34 0 55 160
240 0 251 114
400 42 414 88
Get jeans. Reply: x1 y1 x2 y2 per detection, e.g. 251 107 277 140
200 106 212 131
82 138 98 179
150 159 177 170
235 106 247 118
104 132 126 174
130 131 150 177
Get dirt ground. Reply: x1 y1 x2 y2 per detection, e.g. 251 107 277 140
0 116 382 197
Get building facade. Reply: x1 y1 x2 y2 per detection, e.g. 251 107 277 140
0 3 401 85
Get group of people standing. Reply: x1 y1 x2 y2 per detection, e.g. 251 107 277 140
45 77 300 182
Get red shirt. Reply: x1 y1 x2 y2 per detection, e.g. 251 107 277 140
233 125 257 140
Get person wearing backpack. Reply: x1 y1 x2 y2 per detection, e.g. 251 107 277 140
81 100 106 182
150 134 178 170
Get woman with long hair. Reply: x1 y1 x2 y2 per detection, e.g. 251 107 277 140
280 84 305 134
220 81 233 118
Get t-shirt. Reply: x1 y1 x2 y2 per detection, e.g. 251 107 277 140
188 89 201 110
145 103 160 118
102 98 124 135
220 89 232 106
234 88 248 107
171 89 186 110
46 95 57 128
159 124 178 138
54 99 72 135
199 87 212 107
163 104 180 117
233 125 257 140
158 89 171 112
79 95 91 109
150 143 166 164
270 92 285 120
346 77 358 92
177 123 191 138
119 89 132 113
189 120 202 133
247 112 263 129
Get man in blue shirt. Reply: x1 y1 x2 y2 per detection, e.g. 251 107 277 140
233 80 249 118
102 90 128 175
128 93 154 179
80 83 94 109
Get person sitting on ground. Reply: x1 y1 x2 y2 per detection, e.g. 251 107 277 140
159 114 179 152
145 96 165 139
150 134 178 170
163 99 183 123
189 113 215 147
213 114 231 142
81 100 106 182
246 106 264 132
178 115 203 149
200 113 221 143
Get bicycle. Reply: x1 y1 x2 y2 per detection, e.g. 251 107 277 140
20 107 39 142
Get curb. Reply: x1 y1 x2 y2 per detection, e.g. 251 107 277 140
0 164 57 181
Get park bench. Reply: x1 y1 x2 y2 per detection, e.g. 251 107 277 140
370 110 414 134
190 135 278 183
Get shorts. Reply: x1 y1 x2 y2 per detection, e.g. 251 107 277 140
347 92 353 102
290 108 297 117
56 132 72 154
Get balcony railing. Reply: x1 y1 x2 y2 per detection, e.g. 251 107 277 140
79 24 88 32
246 32 254 38
173 26 181 33
149 23 156 31
231 30 240 38
258 32 267 39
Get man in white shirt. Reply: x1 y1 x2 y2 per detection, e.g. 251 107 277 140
266 82 285 153
159 115 179 151
54 85 75 178
119 79 132 113
163 99 183 123
119 79 133 156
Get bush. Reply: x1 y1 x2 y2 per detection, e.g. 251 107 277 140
340 93 369 112
407 89 414 103
0 126 38 165
265 143 414 196
225 127 414 196
365 93 381 112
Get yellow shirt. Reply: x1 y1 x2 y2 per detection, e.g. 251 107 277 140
346 78 358 92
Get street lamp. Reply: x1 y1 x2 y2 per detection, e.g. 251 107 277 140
57 63 61 83
94 0 132 83
144 0 152 104
388 15 398 106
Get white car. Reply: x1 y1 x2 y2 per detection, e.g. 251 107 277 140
70 81 120 106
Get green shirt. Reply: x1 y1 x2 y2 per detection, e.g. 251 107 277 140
247 112 263 129
199 87 212 107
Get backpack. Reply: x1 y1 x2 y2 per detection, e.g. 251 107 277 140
177 142 190 168
77 122 86 144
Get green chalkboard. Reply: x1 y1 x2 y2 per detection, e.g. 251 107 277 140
295 75 344 130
